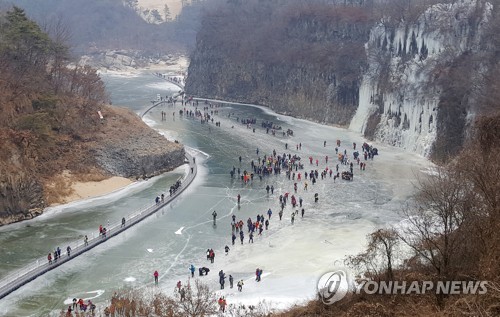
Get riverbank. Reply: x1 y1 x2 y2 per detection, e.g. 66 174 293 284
46 61 190 207
0 40 189 226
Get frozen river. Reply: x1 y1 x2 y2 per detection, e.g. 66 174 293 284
0 70 431 316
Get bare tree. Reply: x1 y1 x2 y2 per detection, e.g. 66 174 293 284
454 116 500 280
347 228 399 281
174 279 218 317
398 167 473 279
41 15 72 93
224 300 275 317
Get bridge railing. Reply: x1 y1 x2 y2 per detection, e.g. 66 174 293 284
0 199 155 288
0 153 195 296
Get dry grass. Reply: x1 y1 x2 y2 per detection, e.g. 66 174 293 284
71 168 108 183
44 173 74 205
273 285 500 317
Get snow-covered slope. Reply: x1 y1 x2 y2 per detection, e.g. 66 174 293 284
125 0 191 23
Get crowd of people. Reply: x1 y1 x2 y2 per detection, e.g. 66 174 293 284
159 138 377 314
57 91 383 315
139 95 382 315
63 298 96 316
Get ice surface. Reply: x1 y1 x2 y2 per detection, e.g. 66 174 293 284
0 70 433 316
63 290 105 305
140 99 433 310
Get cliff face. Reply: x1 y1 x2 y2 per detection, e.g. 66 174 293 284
187 3 373 126
0 155 45 225
186 0 498 160
91 106 185 179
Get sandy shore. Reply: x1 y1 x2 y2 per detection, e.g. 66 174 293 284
59 177 134 205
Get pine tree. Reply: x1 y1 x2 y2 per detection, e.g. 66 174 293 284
164 4 172 22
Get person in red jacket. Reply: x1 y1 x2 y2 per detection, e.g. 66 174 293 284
154 270 159 285
218 297 227 312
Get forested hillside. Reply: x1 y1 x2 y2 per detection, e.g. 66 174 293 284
0 0 210 53
0 8 184 225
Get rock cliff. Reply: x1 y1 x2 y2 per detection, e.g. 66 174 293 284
91 106 185 179
350 0 494 159
186 0 499 161
187 3 373 126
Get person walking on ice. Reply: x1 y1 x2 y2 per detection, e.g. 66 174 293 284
154 270 159 285
180 287 186 301
255 268 263 282
237 280 244 291
209 249 215 263
176 280 182 292
218 297 227 312
212 210 217 225
219 270 226 289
